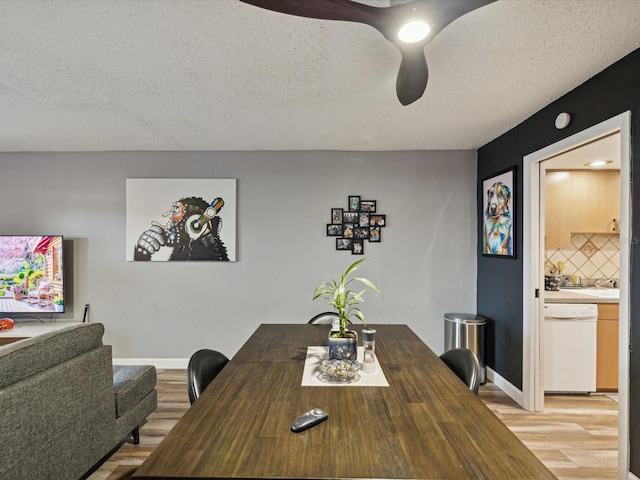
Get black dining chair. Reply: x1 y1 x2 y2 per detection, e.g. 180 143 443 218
439 348 480 395
307 312 339 325
187 349 230 405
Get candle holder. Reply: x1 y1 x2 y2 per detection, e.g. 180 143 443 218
361 328 376 373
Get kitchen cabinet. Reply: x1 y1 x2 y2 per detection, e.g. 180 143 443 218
545 171 572 249
570 171 620 233
596 303 618 392
545 170 620 249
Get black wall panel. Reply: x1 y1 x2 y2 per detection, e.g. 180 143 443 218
477 48 640 473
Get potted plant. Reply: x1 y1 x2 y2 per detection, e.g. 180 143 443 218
13 285 25 300
53 296 64 312
313 258 382 360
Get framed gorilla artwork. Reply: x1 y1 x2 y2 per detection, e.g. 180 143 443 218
126 179 237 261
481 167 515 258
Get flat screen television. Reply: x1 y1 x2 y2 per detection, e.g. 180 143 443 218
0 235 65 316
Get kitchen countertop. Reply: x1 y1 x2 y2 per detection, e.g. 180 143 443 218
544 288 619 304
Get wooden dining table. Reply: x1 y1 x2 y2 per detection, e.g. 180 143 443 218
133 324 555 479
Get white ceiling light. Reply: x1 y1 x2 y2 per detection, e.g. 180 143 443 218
584 160 613 167
398 21 431 43
555 112 571 129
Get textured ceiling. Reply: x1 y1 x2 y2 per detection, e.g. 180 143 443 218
1 0 640 152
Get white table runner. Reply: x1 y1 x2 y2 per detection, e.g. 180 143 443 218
301 346 389 387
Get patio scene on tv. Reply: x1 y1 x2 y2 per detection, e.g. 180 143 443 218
0 235 65 314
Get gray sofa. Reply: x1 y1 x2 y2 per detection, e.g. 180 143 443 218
0 322 157 480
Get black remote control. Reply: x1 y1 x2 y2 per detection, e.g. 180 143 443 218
291 408 328 432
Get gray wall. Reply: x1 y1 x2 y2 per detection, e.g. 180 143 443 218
1 150 477 359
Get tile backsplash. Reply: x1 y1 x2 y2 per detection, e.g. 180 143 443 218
545 233 619 282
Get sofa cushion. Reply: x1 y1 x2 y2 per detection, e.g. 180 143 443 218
113 364 157 417
0 322 104 389
115 388 158 442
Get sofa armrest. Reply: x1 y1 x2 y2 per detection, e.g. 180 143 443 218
0 345 116 480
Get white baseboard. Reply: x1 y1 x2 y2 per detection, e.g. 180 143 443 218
112 358 189 369
487 366 524 408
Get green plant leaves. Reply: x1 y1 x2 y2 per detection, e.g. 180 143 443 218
312 258 382 333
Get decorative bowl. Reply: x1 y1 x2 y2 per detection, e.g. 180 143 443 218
0 317 15 331
320 359 361 381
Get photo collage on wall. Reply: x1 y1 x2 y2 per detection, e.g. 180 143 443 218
326 196 386 255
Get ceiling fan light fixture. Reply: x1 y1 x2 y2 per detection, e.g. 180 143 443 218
398 21 431 43
239 0 497 106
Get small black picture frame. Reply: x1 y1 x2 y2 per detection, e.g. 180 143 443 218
336 238 352 251
353 227 369 239
343 223 355 238
331 208 343 224
352 239 364 255
343 211 359 224
370 214 386 227
349 196 360 212
359 212 370 227
327 224 343 236
369 226 381 242
360 200 376 213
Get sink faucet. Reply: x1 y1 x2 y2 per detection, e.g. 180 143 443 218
595 278 618 288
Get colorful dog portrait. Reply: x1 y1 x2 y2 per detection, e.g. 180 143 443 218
482 168 514 257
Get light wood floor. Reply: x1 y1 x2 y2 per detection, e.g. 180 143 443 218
480 383 618 479
88 370 619 480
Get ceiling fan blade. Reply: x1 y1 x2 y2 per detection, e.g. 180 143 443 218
238 0 380 27
406 0 496 41
353 0 496 45
395 45 428 106
239 0 496 41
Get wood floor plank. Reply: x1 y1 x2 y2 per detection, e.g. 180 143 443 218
479 384 618 480
88 370 619 480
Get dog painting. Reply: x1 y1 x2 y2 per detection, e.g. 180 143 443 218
482 168 514 257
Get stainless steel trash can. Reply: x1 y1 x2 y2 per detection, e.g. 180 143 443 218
444 313 486 384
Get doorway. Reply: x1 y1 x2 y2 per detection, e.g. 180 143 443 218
522 111 631 477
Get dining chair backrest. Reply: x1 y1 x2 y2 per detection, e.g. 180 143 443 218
439 348 480 395
307 312 339 325
187 349 230 405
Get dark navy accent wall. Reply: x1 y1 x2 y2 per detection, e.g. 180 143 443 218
478 47 640 474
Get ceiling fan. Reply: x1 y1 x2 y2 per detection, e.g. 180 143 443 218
238 0 496 105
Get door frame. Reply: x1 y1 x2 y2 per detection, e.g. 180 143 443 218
522 111 631 477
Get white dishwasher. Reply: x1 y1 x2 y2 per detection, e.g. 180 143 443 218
544 303 597 393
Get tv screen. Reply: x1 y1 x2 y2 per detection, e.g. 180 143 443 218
0 235 65 315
